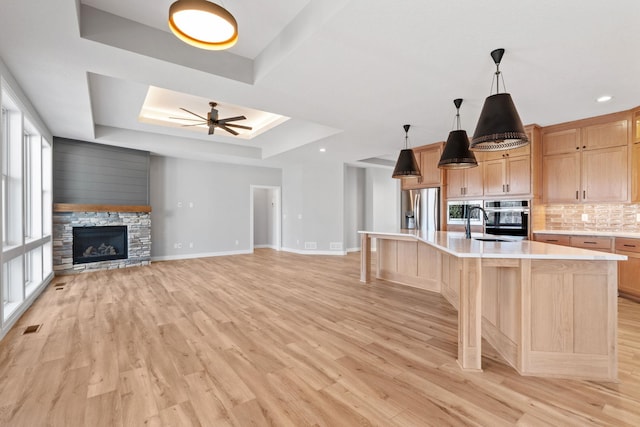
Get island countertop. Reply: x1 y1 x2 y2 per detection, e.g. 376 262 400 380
358 230 626 261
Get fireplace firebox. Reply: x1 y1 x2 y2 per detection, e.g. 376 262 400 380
72 226 128 264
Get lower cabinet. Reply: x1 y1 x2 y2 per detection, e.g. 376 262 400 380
616 238 640 300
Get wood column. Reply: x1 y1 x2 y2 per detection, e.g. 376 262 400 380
360 233 371 283
457 257 483 371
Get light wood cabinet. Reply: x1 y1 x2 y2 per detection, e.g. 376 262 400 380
569 236 614 252
533 233 572 247
401 143 443 190
542 114 630 203
581 145 628 202
446 163 483 198
483 153 531 196
616 237 640 300
632 143 640 202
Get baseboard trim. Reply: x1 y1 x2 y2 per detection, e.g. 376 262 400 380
151 249 253 262
280 247 347 256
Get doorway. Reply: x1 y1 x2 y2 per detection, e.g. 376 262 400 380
250 185 281 252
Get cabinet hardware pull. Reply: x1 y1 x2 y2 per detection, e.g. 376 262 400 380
576 190 579 199
583 145 586 149
548 239 558 242
583 190 586 199
502 184 506 192
576 147 579 150
623 244 636 247
506 184 510 192
584 241 597 244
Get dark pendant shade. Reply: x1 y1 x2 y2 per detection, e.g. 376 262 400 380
392 149 421 178
438 129 478 169
470 93 528 151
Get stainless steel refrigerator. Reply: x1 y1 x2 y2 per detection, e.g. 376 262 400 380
400 188 440 231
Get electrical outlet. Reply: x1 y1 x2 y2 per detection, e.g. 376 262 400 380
637 213 640 222
235 240 239 245
174 242 182 249
581 213 589 222
177 201 182 208
189 242 194 248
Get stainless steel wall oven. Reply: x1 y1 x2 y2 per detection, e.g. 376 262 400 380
484 200 529 238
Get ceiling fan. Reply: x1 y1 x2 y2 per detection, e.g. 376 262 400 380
170 101 253 135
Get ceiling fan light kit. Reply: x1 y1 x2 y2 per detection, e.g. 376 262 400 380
169 0 238 50
392 124 421 179
470 48 528 151
438 99 478 169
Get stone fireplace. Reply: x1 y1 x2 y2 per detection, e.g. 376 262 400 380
53 204 151 274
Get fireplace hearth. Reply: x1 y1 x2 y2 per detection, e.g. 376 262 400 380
73 226 128 264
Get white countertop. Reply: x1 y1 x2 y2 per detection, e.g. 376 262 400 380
533 230 640 239
359 230 626 261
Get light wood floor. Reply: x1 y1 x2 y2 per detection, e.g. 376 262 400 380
1 249 640 426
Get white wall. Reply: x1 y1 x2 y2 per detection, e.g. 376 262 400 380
365 168 400 246
150 156 281 259
344 165 365 251
282 161 344 253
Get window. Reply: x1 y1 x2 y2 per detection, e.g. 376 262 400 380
1 107 7 246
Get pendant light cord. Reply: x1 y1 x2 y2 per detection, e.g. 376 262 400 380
489 63 508 95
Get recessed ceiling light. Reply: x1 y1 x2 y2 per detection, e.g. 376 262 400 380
596 95 613 103
319 148 326 152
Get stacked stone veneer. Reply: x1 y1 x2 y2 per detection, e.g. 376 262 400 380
542 203 640 233
53 211 151 274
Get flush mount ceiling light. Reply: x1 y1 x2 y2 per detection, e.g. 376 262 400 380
471 48 529 151
596 95 613 103
392 124 421 179
169 0 238 50
438 99 478 169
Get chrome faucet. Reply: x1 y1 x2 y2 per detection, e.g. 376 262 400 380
465 206 489 239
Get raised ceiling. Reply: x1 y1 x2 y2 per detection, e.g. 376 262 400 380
0 0 638 168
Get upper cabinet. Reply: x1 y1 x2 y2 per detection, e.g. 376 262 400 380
447 162 484 198
401 143 444 190
483 144 531 197
632 107 640 202
542 112 630 203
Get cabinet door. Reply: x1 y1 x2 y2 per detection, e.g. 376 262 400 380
634 109 640 143
543 152 580 203
632 143 640 202
582 120 628 150
543 128 580 155
506 156 531 195
465 163 484 197
483 159 506 196
419 145 443 186
446 168 465 197
582 145 628 202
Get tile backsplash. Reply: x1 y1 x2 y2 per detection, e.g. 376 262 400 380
542 203 640 233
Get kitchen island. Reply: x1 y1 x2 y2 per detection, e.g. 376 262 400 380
359 230 626 381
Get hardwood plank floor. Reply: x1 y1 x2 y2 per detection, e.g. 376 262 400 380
1 249 640 426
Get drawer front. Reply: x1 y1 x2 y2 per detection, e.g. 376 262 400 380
570 236 613 251
535 234 571 246
615 238 640 254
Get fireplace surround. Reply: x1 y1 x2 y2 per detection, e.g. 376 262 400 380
53 204 151 274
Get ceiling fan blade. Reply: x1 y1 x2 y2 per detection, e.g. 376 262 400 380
208 126 215 135
225 123 253 130
218 115 247 123
180 108 208 121
181 123 206 127
169 117 204 122
219 125 239 136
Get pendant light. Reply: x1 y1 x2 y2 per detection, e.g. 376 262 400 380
169 0 238 50
392 124 421 179
470 48 528 151
438 99 478 169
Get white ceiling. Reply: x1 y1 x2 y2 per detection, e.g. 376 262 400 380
1 0 639 168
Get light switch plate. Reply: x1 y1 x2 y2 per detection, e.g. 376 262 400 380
581 213 589 221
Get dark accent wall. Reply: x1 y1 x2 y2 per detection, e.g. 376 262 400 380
53 137 150 205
